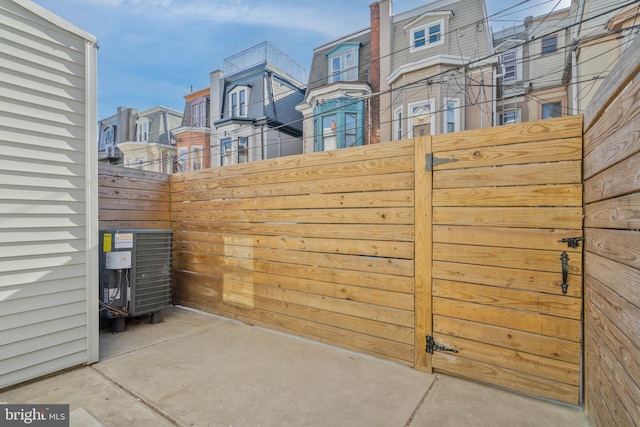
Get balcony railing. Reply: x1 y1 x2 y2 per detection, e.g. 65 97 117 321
223 42 307 85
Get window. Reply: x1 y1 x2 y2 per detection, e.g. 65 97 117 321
408 100 435 137
542 102 562 119
103 126 114 145
192 104 199 127
238 137 248 163
393 108 403 141
178 147 188 171
500 109 521 125
191 99 207 127
161 152 170 174
200 102 206 126
322 114 337 151
221 138 232 166
229 88 247 117
191 146 203 171
541 35 557 54
313 97 364 151
444 99 460 133
327 43 359 83
345 113 357 148
411 19 444 52
135 159 144 170
502 51 517 81
136 119 149 142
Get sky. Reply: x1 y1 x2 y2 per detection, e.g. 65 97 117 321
30 0 570 119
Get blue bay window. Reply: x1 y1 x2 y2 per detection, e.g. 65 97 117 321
313 97 365 151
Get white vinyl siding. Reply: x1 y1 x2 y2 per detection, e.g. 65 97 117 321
0 0 97 389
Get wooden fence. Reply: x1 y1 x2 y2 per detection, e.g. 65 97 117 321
96 38 639 411
170 142 417 365
98 164 171 230
582 36 640 426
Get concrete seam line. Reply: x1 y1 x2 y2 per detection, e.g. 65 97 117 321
90 366 183 427
404 374 441 427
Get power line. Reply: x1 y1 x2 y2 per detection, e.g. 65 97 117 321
114 1 638 170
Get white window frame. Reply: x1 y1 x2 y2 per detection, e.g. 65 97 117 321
393 107 403 141
136 118 149 143
501 47 522 82
200 102 206 126
444 98 460 133
500 108 521 125
408 99 436 137
238 137 248 163
178 146 188 171
190 146 203 171
192 103 199 127
410 19 444 53
221 137 232 166
229 87 248 117
329 48 358 83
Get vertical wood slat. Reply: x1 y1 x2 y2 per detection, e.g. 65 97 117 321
414 135 432 372
582 35 640 427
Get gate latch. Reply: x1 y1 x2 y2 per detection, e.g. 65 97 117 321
558 237 584 248
426 335 459 354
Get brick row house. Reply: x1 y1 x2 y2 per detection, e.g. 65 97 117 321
172 88 210 172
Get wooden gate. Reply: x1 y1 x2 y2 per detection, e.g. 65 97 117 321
417 116 584 404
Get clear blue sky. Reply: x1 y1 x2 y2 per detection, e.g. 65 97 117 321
30 0 569 119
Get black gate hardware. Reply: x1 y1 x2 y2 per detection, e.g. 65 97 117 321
560 252 570 295
425 153 458 171
426 335 459 354
558 237 584 248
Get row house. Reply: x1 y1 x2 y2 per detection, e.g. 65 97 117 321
567 0 640 114
209 42 307 167
493 0 640 125
173 87 210 172
493 8 571 126
386 0 494 140
98 105 183 173
297 0 495 152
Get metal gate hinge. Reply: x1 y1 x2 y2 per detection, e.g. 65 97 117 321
426 335 459 354
425 153 458 171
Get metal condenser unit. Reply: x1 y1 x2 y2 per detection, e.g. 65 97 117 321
99 229 172 329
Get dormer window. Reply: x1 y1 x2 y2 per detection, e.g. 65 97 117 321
410 19 444 52
191 98 206 127
102 125 114 145
229 87 248 117
136 118 149 143
327 43 360 83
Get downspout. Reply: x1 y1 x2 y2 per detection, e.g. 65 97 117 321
570 0 585 115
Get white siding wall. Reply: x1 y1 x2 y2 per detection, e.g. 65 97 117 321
0 0 97 388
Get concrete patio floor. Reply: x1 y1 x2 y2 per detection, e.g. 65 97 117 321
0 306 591 426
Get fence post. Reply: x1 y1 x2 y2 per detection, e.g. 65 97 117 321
414 135 433 372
